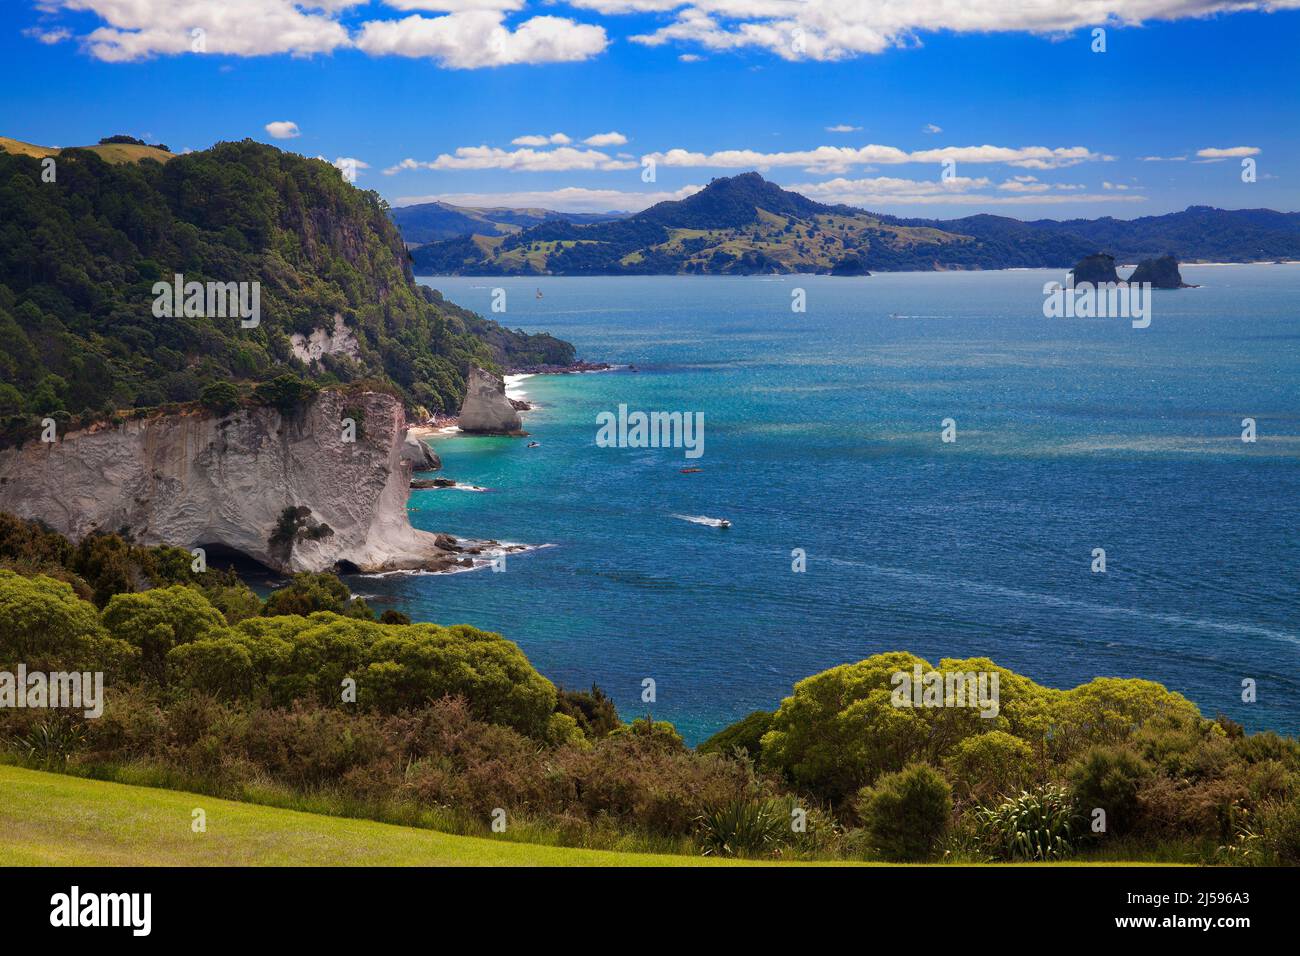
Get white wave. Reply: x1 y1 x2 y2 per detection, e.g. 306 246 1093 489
672 513 732 528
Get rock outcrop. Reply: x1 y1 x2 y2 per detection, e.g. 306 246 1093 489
458 366 523 434
0 391 461 574
1127 255 1192 289
289 313 362 365
1070 253 1121 285
401 433 441 471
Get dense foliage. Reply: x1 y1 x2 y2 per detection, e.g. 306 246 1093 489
0 140 573 437
1 516 1297 863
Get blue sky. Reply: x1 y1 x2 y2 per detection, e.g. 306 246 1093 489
4 1 1298 218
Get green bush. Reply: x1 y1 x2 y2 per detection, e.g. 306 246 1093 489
945 730 1036 802
855 763 952 861
0 570 134 674
1068 745 1151 837
101 585 227 678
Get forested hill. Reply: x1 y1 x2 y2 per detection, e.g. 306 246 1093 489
0 138 573 431
408 172 1300 276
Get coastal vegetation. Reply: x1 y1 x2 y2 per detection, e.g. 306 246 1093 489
2 514 1296 865
0 137 574 445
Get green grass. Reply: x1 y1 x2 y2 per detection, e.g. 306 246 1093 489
0 765 755 866
0 765 1193 866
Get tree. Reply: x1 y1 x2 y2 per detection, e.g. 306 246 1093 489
0 570 134 674
199 380 240 414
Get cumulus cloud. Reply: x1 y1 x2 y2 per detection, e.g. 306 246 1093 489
512 133 573 145
642 143 1111 173
392 184 704 212
789 175 1146 206
606 0 1300 62
34 1 608 67
584 131 629 146
354 12 607 68
385 144 637 173
265 120 301 139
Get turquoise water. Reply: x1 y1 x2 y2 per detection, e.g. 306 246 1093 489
360 268 1299 743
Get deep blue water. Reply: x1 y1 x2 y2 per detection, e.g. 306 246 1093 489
355 268 1299 743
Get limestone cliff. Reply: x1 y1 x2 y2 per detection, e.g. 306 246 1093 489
458 366 523 434
0 390 459 574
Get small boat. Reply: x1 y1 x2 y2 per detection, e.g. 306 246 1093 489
680 467 701 474
718 519 731 529
535 289 543 299
527 441 540 448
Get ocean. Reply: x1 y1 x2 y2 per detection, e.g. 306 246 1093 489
352 267 1299 744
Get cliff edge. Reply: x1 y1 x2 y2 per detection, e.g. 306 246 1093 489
0 390 459 574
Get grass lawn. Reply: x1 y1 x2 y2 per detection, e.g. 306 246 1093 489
0 765 754 866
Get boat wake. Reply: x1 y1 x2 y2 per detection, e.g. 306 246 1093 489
672 514 731 528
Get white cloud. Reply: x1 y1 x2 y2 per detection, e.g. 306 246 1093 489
584 131 629 146
385 145 637 173
54 0 352 62
392 184 704 212
922 123 942 134
1139 155 1187 161
608 1 1300 62
41 2 606 67
512 133 573 146
354 12 607 68
1196 146 1261 158
790 175 1146 206
265 120 301 139
826 124 861 133
642 143 1110 173
23 27 71 44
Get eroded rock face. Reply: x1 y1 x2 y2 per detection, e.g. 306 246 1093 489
458 366 522 434
0 391 455 574
290 314 361 366
402 434 441 471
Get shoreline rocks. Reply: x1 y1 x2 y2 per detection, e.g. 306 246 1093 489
1070 253 1121 285
1128 255 1195 289
458 366 524 435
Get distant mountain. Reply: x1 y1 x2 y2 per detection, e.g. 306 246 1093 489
405 172 1300 276
392 200 625 245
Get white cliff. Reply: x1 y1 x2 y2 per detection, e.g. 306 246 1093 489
458 366 523 434
0 390 460 574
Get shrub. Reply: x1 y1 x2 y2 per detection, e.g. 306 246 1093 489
975 786 1077 861
697 797 793 857
199 381 241 414
0 570 134 674
1068 745 1151 836
855 763 952 861
556 684 621 740
1256 799 1300 865
945 730 1036 803
101 585 227 678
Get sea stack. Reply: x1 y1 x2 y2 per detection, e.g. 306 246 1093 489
458 366 524 434
1070 253 1121 285
1128 255 1193 289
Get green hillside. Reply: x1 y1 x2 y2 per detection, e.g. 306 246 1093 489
0 135 176 166
0 137 573 439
